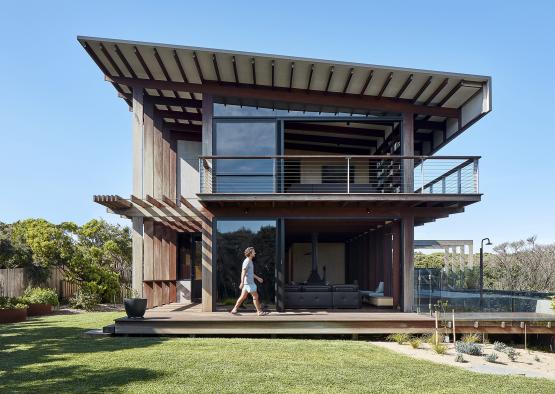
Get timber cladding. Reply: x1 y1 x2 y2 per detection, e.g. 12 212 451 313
143 219 178 308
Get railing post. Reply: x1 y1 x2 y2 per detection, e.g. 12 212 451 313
420 159 424 193
474 158 479 193
442 177 446 194
457 168 462 194
346 157 351 194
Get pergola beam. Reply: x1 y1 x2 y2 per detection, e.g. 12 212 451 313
106 75 459 118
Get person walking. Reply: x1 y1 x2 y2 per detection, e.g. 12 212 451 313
230 246 268 316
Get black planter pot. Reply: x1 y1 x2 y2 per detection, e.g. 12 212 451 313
124 298 147 318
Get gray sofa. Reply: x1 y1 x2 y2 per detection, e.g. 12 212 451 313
284 284 361 309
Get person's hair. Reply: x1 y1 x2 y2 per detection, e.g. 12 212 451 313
244 246 255 257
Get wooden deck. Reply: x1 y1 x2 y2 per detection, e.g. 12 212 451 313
112 303 555 336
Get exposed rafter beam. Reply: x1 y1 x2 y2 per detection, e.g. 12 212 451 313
157 109 202 121
163 122 202 133
284 142 371 155
414 120 446 131
360 70 374 95
395 74 413 99
106 75 459 117
145 95 202 108
284 132 378 147
285 121 385 138
377 72 393 98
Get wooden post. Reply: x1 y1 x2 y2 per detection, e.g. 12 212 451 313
132 87 144 197
401 215 414 312
131 217 144 297
452 310 456 343
201 94 214 312
153 112 163 199
143 99 154 197
402 112 414 193
435 310 439 345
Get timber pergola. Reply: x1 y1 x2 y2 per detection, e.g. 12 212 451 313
78 36 492 155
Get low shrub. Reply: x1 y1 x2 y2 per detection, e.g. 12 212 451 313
454 353 466 363
409 337 422 349
493 341 507 352
424 332 442 346
461 333 481 343
484 353 498 363
506 347 520 362
386 333 410 345
432 343 448 355
70 289 101 311
0 296 27 310
455 341 482 356
21 287 59 306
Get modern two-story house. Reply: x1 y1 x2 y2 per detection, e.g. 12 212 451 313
82 36 491 314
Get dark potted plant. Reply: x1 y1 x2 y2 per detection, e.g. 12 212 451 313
0 297 28 323
21 287 59 316
123 289 147 318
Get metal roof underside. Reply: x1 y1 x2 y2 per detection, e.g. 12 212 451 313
77 36 492 136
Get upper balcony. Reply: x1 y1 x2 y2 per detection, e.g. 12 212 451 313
199 154 479 196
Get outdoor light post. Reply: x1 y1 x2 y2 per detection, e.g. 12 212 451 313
479 237 492 311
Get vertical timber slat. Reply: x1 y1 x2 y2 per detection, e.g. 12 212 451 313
131 217 144 297
143 220 154 281
201 94 214 312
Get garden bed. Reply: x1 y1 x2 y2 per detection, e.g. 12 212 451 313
0 307 27 323
374 340 555 380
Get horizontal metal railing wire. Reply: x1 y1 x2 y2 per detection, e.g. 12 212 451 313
199 155 479 194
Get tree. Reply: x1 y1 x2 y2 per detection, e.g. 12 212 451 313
487 237 555 292
76 219 132 283
11 219 75 268
0 221 32 269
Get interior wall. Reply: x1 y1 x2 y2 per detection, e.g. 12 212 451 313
178 140 202 198
285 148 369 185
290 243 345 284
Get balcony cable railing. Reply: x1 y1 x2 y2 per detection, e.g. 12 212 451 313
199 155 480 194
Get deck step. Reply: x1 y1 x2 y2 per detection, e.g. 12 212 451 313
102 324 116 334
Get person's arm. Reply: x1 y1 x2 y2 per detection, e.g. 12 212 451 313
239 268 246 289
254 273 264 283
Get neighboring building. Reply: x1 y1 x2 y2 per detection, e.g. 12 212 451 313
82 36 491 313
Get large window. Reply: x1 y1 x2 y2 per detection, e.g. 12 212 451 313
214 120 277 193
215 220 276 306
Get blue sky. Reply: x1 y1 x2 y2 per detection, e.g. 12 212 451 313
1 1 554 249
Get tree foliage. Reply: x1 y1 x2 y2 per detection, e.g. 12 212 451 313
0 218 132 303
487 236 555 292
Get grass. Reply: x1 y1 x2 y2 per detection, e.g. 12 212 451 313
1 313 555 393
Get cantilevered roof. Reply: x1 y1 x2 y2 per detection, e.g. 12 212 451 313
78 36 492 147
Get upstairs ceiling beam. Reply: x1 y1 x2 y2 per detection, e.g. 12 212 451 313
106 75 460 118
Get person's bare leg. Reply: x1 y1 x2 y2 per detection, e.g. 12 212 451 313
231 290 248 313
251 291 264 315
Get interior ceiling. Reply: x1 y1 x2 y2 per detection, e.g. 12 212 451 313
285 219 393 242
283 120 422 155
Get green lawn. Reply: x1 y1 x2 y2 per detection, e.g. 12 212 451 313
1 313 554 393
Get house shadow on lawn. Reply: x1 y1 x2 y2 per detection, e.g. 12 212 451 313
0 315 168 392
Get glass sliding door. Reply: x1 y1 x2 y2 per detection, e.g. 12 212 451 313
213 120 277 193
215 220 277 307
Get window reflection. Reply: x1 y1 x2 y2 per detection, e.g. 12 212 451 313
214 121 276 193
216 220 276 307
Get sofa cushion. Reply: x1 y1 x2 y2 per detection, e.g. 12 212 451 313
332 284 359 292
302 285 332 292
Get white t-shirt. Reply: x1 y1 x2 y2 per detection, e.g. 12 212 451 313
242 258 255 285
